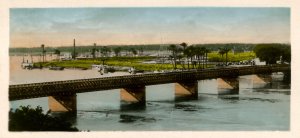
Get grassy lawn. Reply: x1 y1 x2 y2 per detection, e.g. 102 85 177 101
35 52 255 71
208 51 256 62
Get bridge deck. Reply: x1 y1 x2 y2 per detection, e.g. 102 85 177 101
9 65 290 101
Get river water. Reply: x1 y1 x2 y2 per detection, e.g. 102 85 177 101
9 56 290 131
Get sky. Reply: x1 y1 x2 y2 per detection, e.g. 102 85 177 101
10 7 290 48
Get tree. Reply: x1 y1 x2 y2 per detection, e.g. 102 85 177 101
168 44 178 69
254 44 287 65
223 47 231 66
130 48 137 56
100 47 111 65
281 46 291 63
91 43 98 59
180 42 188 51
199 47 206 69
168 44 183 69
218 47 231 65
100 46 111 57
180 42 188 69
184 46 195 69
91 48 97 59
41 44 46 63
193 47 204 69
218 48 225 62
9 106 78 131
177 54 185 69
54 49 61 61
138 47 144 56
113 47 122 57
204 48 211 68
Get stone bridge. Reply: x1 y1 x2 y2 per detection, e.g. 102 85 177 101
9 65 290 112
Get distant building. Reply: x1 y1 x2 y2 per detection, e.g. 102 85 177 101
60 52 72 61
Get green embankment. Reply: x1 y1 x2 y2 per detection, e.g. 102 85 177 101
35 52 255 71
208 51 256 62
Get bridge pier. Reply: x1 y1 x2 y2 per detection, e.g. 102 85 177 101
218 78 239 94
120 86 146 105
48 94 77 113
249 74 272 88
257 74 272 83
175 81 198 99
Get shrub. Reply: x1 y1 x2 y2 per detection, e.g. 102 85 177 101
9 106 78 131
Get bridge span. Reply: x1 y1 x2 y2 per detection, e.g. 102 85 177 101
9 65 290 112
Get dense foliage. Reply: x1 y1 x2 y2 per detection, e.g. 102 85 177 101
9 43 258 55
9 106 78 131
253 44 291 64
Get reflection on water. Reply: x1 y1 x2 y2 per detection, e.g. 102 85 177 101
119 114 156 123
51 112 78 126
120 102 146 111
9 56 290 131
218 95 240 103
175 95 198 102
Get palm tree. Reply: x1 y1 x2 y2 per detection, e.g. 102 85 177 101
193 47 203 69
41 44 45 63
100 46 111 65
180 42 188 68
183 46 195 69
219 47 231 65
218 48 225 63
180 42 188 51
168 44 178 69
223 47 231 66
200 47 207 69
204 48 211 68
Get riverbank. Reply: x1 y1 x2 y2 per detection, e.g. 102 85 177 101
34 58 213 71
32 52 255 71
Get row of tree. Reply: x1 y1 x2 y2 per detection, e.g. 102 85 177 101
9 43 260 55
167 42 222 69
254 44 291 65
28 42 292 67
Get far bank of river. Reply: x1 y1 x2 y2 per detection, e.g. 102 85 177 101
16 51 256 71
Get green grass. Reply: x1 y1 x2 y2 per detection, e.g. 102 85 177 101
35 52 255 71
208 51 256 62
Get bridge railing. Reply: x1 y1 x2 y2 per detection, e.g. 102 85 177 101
9 65 290 101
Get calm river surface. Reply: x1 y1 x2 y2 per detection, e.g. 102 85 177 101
9 56 290 131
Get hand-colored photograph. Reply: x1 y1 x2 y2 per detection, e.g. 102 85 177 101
9 7 291 131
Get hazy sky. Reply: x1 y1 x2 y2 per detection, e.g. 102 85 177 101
10 7 290 48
